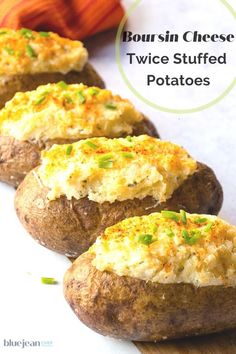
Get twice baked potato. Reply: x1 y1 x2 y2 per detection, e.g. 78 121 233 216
0 28 104 107
15 135 223 257
64 212 236 341
0 84 158 187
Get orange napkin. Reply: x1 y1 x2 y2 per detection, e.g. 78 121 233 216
0 0 124 40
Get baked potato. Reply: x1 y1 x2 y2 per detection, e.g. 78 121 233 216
64 212 236 342
0 84 158 187
0 28 104 108
15 135 223 257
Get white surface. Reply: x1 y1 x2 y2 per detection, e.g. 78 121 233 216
0 0 235 353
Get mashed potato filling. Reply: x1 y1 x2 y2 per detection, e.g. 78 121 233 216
91 212 236 287
0 83 143 141
38 135 197 203
0 28 87 75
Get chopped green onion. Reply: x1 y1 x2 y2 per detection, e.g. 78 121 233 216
194 217 208 224
98 154 113 169
152 225 158 233
39 31 50 37
122 152 134 159
137 234 154 245
77 91 86 104
66 145 73 155
4 47 14 55
105 103 117 110
88 87 99 96
41 277 57 285
165 228 174 238
161 210 180 222
126 136 133 142
19 28 34 39
180 210 187 225
0 30 7 35
205 222 213 232
57 81 68 89
182 229 201 245
35 96 46 105
26 44 37 57
84 141 98 150
64 94 73 104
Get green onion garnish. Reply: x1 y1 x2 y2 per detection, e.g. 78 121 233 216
105 103 117 110
85 141 98 150
161 210 180 222
165 228 174 238
194 217 208 224
180 210 187 225
122 152 134 159
39 31 50 37
137 234 154 245
0 30 7 35
205 222 213 232
66 145 73 155
98 154 113 169
26 44 37 57
64 95 73 104
41 277 57 285
182 229 201 245
152 225 158 233
35 96 46 105
4 47 14 55
19 28 34 39
88 87 99 96
126 136 133 142
77 91 86 104
57 81 68 89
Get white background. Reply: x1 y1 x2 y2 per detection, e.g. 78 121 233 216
0 0 235 353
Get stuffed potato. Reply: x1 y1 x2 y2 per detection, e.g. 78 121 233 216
0 84 158 187
0 28 104 107
15 135 223 257
64 212 236 341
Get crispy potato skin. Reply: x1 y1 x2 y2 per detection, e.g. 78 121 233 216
0 63 105 108
14 162 223 257
0 117 159 187
63 253 236 342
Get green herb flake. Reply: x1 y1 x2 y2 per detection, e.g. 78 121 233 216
57 81 68 90
105 103 117 110
4 47 14 55
137 234 154 245
34 91 50 105
182 229 201 245
84 141 98 150
66 145 73 155
19 28 35 39
88 87 99 96
126 136 133 142
26 44 37 57
41 277 57 285
165 228 174 238
98 154 113 169
194 217 208 224
205 222 213 232
180 210 187 225
161 210 180 222
0 30 8 35
122 152 134 159
77 91 86 104
64 94 73 104
39 31 50 37
152 225 158 233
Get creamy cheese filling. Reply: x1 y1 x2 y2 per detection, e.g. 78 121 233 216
90 212 236 287
37 135 197 203
0 28 87 75
0 83 143 141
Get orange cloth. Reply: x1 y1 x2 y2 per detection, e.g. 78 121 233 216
0 0 124 40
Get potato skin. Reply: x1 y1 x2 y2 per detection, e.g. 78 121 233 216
0 117 159 187
0 63 105 108
64 252 236 342
14 162 223 257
